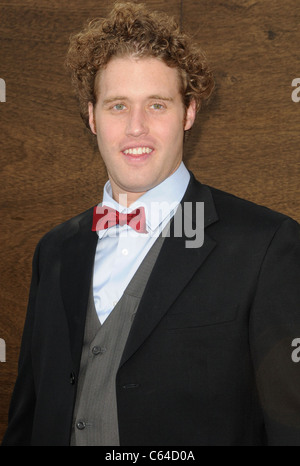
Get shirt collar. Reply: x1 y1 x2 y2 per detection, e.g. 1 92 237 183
99 162 190 234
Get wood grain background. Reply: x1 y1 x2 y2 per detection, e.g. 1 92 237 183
0 0 299 443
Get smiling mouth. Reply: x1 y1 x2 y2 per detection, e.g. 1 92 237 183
123 147 153 155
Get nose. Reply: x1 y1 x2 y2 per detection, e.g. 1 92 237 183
125 106 149 137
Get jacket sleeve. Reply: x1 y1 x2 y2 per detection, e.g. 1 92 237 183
250 218 300 445
1 240 41 446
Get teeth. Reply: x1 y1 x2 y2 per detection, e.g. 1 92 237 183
124 147 153 155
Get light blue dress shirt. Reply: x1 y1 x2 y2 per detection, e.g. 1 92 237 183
93 162 190 323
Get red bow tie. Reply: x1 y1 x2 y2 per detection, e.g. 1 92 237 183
92 205 148 234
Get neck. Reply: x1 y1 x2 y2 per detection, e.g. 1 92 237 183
112 189 147 207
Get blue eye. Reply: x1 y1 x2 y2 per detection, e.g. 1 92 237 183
151 103 164 110
114 103 125 110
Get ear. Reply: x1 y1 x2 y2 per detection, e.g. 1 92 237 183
88 102 97 135
184 99 197 131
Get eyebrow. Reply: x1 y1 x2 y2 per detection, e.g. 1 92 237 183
148 95 174 102
102 95 174 105
102 96 127 105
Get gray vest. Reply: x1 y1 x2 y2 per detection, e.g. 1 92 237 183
70 233 165 446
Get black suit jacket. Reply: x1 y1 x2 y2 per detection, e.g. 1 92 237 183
2 173 300 446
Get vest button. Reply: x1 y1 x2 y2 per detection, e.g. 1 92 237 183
76 420 86 430
92 346 107 355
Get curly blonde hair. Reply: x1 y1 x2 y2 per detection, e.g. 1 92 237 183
65 1 214 129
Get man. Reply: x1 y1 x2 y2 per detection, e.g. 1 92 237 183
2 2 300 446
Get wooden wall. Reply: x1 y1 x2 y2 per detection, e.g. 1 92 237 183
0 0 299 443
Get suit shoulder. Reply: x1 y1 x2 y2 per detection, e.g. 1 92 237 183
38 206 94 248
205 184 298 232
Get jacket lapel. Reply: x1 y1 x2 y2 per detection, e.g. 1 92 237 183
60 208 98 370
59 175 219 370
120 175 219 367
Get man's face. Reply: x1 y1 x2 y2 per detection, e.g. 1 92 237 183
89 56 196 205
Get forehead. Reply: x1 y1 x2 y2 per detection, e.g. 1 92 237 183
95 56 182 100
